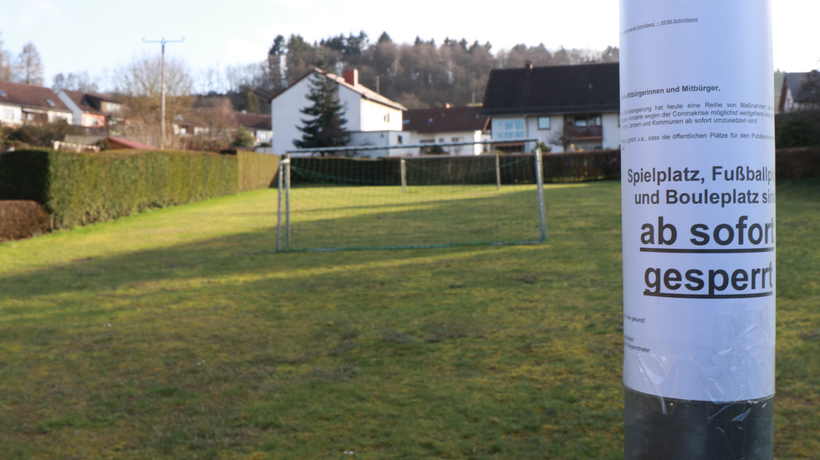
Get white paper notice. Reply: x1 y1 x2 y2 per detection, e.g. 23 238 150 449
620 0 775 402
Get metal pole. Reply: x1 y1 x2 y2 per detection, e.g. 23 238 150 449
285 154 291 247
400 159 407 194
160 42 165 149
534 147 546 242
495 153 501 190
276 160 283 251
620 1 775 458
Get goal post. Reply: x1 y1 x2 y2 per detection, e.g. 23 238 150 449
276 139 546 252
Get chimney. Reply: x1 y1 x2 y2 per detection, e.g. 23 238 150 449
524 61 534 76
343 69 359 86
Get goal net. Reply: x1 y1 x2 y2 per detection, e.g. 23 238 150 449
276 140 547 252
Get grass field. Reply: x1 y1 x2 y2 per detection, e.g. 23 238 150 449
284 183 543 250
0 179 818 459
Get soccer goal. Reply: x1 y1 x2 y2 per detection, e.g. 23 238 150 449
276 139 547 252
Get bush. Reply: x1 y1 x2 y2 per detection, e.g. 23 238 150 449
0 200 50 241
6 120 77 148
233 126 256 148
0 149 238 230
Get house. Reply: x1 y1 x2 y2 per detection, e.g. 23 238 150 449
270 68 407 156
56 90 125 131
0 80 73 126
235 112 273 146
778 72 819 113
481 62 620 152
402 105 490 155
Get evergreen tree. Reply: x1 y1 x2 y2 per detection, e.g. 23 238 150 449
239 85 260 113
234 125 256 148
294 71 350 153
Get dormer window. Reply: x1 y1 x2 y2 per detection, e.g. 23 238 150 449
46 99 56 107
0 90 7 97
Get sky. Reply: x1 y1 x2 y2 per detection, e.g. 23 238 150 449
0 0 816 92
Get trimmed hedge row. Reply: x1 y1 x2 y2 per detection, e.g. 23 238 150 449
0 149 239 229
289 150 622 186
238 150 280 192
776 147 820 179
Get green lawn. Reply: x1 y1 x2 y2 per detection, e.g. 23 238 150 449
0 179 817 459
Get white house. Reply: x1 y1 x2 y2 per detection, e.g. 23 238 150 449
270 68 407 155
779 72 819 113
402 105 491 155
0 80 72 127
481 62 620 153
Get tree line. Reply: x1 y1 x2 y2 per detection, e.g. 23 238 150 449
204 31 619 109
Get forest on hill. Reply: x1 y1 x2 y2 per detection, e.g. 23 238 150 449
208 31 619 110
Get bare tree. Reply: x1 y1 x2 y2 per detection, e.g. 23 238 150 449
13 42 44 85
0 33 11 81
52 71 100 92
113 53 194 149
549 123 579 152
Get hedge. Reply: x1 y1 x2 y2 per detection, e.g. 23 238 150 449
0 149 239 229
238 150 280 192
776 147 820 179
289 150 621 186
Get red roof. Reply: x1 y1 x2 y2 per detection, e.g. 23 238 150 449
62 90 103 115
0 80 71 112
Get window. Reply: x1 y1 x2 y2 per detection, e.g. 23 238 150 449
451 137 461 142
384 113 390 123
45 99 56 107
104 102 121 113
0 90 7 97
537 117 550 130
492 118 525 139
397 135 403 145
574 117 587 127
594 116 602 126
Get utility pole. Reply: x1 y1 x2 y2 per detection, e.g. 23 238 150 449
620 1 775 459
142 37 184 149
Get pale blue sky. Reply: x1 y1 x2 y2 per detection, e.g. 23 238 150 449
0 0 815 91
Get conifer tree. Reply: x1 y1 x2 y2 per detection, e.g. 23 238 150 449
294 71 350 153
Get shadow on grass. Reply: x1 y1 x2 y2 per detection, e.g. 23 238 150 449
0 182 620 304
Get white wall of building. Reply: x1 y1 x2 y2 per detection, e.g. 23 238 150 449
601 113 621 150
349 130 412 158
57 91 85 126
0 103 22 125
360 98 403 132
271 76 314 154
489 113 622 153
48 110 72 124
406 130 489 155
